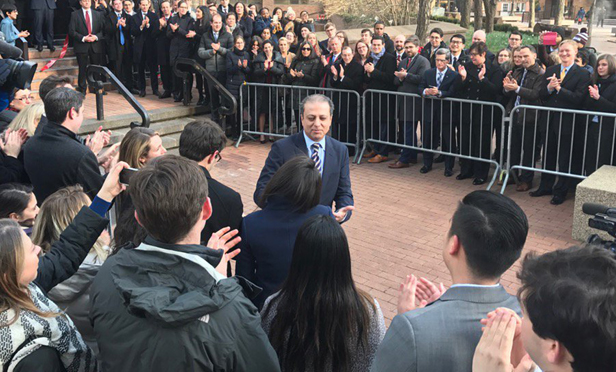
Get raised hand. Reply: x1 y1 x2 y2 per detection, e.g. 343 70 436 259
339 64 345 78
589 84 600 100
394 68 407 79
207 227 242 276
333 205 354 222
330 65 338 77
96 161 129 202
480 308 527 368
397 274 425 314
170 22 179 31
0 129 26 158
415 277 446 305
478 64 486 80
159 17 167 27
458 64 467 80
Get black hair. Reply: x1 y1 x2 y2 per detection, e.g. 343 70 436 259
429 27 444 37
373 20 385 27
520 44 537 54
44 87 84 124
263 214 375 372
371 35 384 44
448 190 528 279
2 6 16 17
0 184 33 219
179 119 227 162
38 75 73 102
577 48 590 65
468 41 488 56
360 28 373 36
509 30 522 39
260 156 321 213
518 245 616 372
450 33 466 44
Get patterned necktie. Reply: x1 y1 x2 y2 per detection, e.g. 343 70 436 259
560 67 568 81
311 143 322 173
118 14 125 45
514 69 527 107
85 10 92 34
436 71 443 87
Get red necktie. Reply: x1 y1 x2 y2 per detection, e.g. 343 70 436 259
85 10 92 34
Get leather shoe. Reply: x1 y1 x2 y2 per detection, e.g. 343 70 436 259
444 169 453 177
139 90 146 97
516 182 532 192
363 150 376 159
159 90 172 99
36 45 43 52
550 195 565 205
434 154 445 163
49 46 56 52
420 166 431 174
456 173 472 180
152 90 160 97
388 161 409 169
529 188 552 197
473 178 486 185
368 154 389 163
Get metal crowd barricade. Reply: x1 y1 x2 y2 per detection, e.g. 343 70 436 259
359 89 507 190
502 105 616 193
235 82 361 161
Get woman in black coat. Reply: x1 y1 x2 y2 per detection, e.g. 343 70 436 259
226 35 251 138
585 54 616 175
285 40 320 124
234 2 253 39
168 1 196 101
193 5 210 106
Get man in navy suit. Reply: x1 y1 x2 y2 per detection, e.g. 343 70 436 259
254 94 355 223
31 0 57 52
418 48 460 176
131 0 160 97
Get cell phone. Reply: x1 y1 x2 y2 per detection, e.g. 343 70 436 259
119 167 139 185
542 32 558 46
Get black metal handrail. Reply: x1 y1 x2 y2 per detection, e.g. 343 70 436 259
172 58 237 116
86 65 150 128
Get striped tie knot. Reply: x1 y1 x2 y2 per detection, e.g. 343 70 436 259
311 143 322 172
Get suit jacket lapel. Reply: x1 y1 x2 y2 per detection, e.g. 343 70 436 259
323 136 336 181
560 63 577 86
293 132 309 156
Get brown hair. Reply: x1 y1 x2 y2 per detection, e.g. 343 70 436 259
593 54 616 83
31 186 108 261
130 155 208 244
118 127 160 169
0 220 59 326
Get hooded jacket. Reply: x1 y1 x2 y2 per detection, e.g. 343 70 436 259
89 237 281 372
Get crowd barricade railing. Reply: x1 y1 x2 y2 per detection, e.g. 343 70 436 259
235 82 362 162
502 105 616 194
359 89 507 191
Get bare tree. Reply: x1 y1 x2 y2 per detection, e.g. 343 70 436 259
416 0 431 41
473 0 483 30
529 0 535 27
483 0 496 32
587 0 597 46
321 0 419 26
554 0 565 25
460 0 471 27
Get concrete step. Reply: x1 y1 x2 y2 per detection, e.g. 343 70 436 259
28 47 75 60
35 65 79 80
31 56 78 69
108 117 196 145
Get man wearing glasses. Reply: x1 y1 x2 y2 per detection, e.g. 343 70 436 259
507 31 523 51
420 27 448 68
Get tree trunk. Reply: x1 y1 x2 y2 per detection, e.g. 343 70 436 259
529 0 536 27
483 0 496 32
474 0 483 29
587 0 597 46
416 0 432 42
554 0 565 25
460 0 471 27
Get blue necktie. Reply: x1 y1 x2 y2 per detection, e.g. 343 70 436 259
436 72 443 88
311 143 322 173
118 14 125 45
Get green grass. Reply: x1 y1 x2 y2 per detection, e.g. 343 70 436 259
464 27 539 53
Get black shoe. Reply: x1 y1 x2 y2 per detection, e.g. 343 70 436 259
444 169 453 177
128 88 140 95
434 154 445 163
529 188 552 197
139 90 146 97
152 90 160 97
49 46 56 52
550 195 565 205
420 166 432 174
173 95 182 102
159 91 171 99
456 173 472 180
197 95 206 106
473 178 486 185
37 45 43 52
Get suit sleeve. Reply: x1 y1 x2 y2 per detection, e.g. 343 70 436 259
235 219 255 281
441 73 461 98
334 144 353 222
370 314 417 372
94 13 105 41
404 59 430 85
369 57 395 85
539 67 554 100
253 142 284 207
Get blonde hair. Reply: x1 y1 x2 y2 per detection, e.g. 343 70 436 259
559 39 579 50
31 186 108 262
118 127 159 169
548 50 561 65
9 102 44 136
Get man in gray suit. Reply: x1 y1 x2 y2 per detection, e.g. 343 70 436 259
371 190 528 372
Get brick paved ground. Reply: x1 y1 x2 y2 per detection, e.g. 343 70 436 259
212 140 578 324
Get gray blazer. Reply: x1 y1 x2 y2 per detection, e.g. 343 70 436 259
394 54 431 122
370 285 521 372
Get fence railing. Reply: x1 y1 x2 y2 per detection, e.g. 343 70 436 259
236 82 361 161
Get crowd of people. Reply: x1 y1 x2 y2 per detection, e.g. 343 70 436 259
0 63 615 370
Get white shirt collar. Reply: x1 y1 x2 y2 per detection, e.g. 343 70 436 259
303 130 325 151
450 283 501 289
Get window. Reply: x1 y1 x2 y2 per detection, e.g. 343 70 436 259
502 3 510 12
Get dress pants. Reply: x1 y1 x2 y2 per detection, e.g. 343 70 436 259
459 103 492 179
510 119 541 184
422 108 455 171
111 46 134 90
160 64 172 93
32 8 54 48
138 54 159 92
372 94 396 156
208 71 226 120
76 46 104 91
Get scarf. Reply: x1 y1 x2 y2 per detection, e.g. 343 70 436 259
370 48 386 65
0 284 96 372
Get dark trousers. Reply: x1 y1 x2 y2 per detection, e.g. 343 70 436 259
370 94 396 156
32 8 54 48
137 54 159 92
160 64 172 93
459 104 493 179
584 119 616 175
110 47 134 90
173 71 192 97
510 121 541 184
76 47 104 90
422 113 455 171
208 71 226 119
398 121 418 163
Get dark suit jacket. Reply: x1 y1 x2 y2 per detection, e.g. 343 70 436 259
199 167 243 244
331 60 363 93
167 13 195 60
371 285 521 372
419 41 448 67
23 121 104 203
236 196 333 309
130 10 160 63
394 54 431 122
254 132 354 220
157 15 173 65
69 8 106 54
458 60 504 103
419 67 460 123
318 38 329 55
104 10 132 61
504 62 544 125
31 0 57 10
320 52 342 88
364 52 397 91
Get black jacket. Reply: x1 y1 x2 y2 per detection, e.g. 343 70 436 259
90 236 281 372
458 60 504 103
23 121 104 203
167 13 195 61
504 62 544 125
69 8 106 54
585 74 616 115
383 33 395 55
156 15 172 65
251 51 285 83
331 59 364 93
130 10 160 63
364 52 397 91
199 167 243 244
104 10 132 62
420 41 448 67
0 150 27 185
225 48 251 98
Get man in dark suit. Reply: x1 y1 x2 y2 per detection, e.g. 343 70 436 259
418 48 460 176
456 41 504 185
254 94 354 223
319 36 342 88
156 0 173 98
69 0 106 93
131 0 160 97
331 46 364 148
530 40 591 205
318 21 336 55
31 0 56 52
362 35 397 163
388 35 431 169
420 27 448 68
217 0 230 21
105 0 135 92
178 119 243 243
449 33 468 69
372 191 528 372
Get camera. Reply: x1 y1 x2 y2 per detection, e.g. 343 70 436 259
1 59 37 90
582 202 616 254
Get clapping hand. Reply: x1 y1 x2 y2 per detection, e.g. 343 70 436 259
478 64 486 80
397 275 445 314
159 17 167 27
141 18 148 29
170 22 179 31
97 142 120 171
243 59 248 68
212 42 220 51
589 84 600 100
458 64 467 80
364 62 375 73
118 18 127 27
86 126 111 155
330 65 338 77
339 64 345 78
424 87 439 96
0 128 27 158
321 55 328 66
394 68 407 80
207 227 242 276
19 30 30 38
547 73 560 91
187 30 196 38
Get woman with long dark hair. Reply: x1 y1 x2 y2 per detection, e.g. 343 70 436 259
236 156 334 309
285 40 319 124
168 0 196 102
585 54 616 174
193 5 211 106
226 36 251 139
233 2 253 39
261 214 386 372
251 39 284 143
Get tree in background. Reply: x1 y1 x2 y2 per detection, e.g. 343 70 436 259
473 0 483 29
416 0 431 41
460 0 471 27
483 0 496 32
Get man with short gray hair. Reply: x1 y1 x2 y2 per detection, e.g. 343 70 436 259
254 94 354 223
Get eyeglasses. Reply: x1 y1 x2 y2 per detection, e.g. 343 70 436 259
301 47 312 51
15 95 33 102
215 152 222 162
450 40 462 44
469 52 480 57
